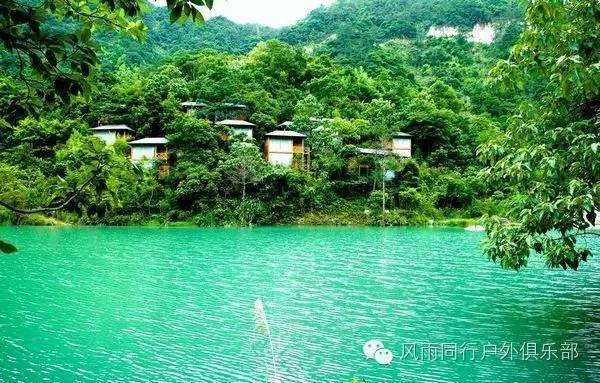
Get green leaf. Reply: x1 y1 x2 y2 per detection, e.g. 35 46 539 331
170 4 183 23
81 62 91 77
0 240 17 254
47 50 58 67
81 27 91 43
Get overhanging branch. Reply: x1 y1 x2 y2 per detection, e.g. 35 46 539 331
0 162 106 215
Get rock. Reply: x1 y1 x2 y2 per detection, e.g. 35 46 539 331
465 225 485 232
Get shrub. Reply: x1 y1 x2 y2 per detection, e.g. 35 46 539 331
0 209 11 225
396 188 423 210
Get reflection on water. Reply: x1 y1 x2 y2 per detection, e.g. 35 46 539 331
0 226 599 382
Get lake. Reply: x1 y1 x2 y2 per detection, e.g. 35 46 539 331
0 226 599 382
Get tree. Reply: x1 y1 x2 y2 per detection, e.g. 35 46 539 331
247 40 307 87
0 0 214 104
424 81 464 113
402 96 470 167
306 121 347 178
0 133 113 216
218 142 268 201
0 162 31 253
294 95 324 119
480 0 600 270
372 136 404 226
171 163 219 211
216 142 269 226
166 116 220 165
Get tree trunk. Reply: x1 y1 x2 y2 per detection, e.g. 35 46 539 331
242 181 246 201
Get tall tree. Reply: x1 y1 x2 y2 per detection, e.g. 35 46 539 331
481 0 599 270
219 142 268 201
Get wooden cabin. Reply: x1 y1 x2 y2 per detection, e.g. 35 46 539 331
265 130 308 168
129 137 170 175
357 133 413 158
181 101 207 115
216 103 248 121
390 132 412 157
217 119 256 140
354 133 412 176
91 124 134 145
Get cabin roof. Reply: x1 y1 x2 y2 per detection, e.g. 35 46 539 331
92 124 134 132
222 103 248 109
278 121 293 128
216 119 256 127
181 101 207 108
129 138 168 145
266 130 307 138
358 148 392 155
393 132 412 138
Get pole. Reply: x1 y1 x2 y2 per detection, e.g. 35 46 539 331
381 159 386 227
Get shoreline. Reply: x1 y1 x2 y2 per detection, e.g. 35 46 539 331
1 216 482 229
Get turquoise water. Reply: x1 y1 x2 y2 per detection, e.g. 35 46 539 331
0 226 599 382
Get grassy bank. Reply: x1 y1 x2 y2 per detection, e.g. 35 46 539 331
1 208 481 228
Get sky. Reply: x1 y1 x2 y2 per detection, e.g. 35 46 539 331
152 0 335 28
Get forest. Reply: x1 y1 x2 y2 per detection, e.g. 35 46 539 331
94 0 524 68
0 0 598 269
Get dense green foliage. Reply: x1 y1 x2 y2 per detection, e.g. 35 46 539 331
0 23 518 230
281 0 523 66
480 0 600 270
93 0 524 68
0 0 214 105
99 9 276 68
0 0 526 237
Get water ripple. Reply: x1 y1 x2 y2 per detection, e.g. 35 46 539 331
0 226 599 382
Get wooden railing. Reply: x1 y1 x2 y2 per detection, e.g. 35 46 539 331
291 148 312 171
155 152 168 161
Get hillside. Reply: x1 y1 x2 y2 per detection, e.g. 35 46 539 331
280 0 524 65
282 0 523 43
98 6 277 69
98 0 525 68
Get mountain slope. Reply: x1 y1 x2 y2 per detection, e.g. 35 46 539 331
279 0 524 65
98 6 277 68
98 0 525 68
282 0 523 44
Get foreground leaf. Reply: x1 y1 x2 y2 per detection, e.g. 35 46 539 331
0 240 17 254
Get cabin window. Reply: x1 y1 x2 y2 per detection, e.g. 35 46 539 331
131 146 156 161
393 138 411 150
269 138 293 153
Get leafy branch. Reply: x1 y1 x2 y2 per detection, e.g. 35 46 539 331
0 0 214 106
0 162 106 214
0 161 108 253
